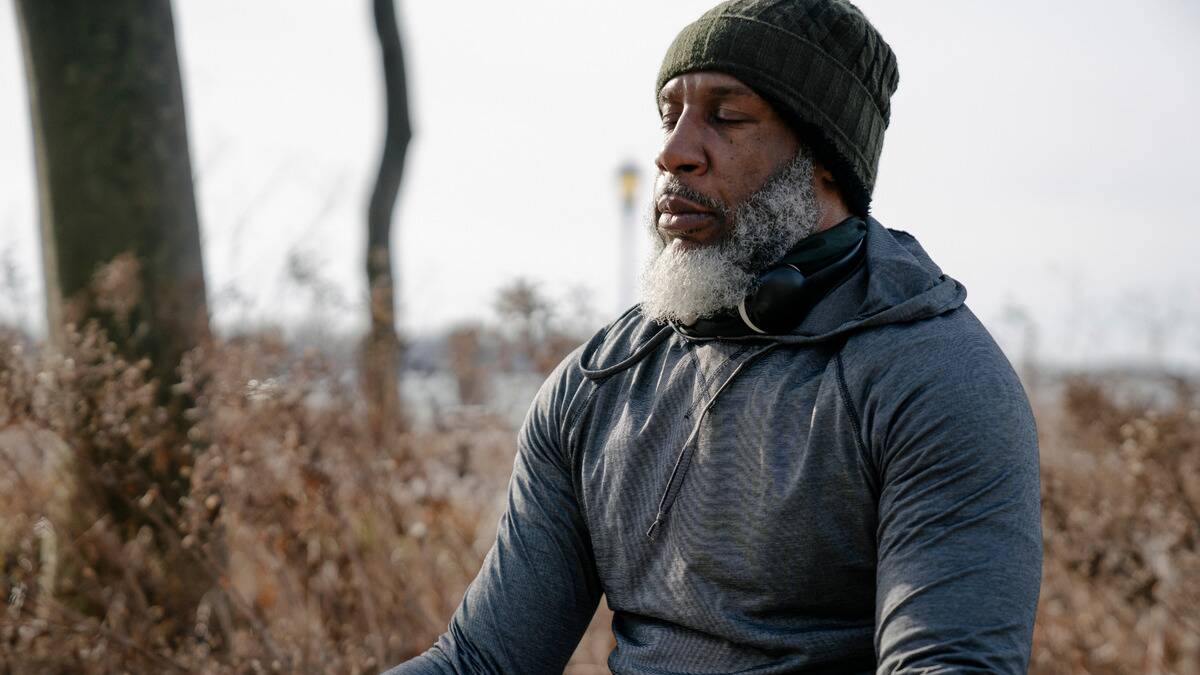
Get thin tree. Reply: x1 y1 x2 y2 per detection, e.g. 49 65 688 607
15 0 210 387
364 0 412 437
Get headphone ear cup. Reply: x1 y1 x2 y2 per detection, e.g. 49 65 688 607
742 265 809 334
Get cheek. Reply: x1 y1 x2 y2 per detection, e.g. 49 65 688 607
722 164 774 207
725 138 796 202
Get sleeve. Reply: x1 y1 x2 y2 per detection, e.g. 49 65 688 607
383 360 603 674
864 328 1042 674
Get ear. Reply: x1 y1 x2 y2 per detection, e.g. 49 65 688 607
814 160 839 192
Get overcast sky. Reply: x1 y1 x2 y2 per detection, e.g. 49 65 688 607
2 0 1198 369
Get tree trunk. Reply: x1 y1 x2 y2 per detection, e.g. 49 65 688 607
364 0 412 437
15 0 209 387
13 0 213 640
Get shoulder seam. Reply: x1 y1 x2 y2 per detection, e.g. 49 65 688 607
834 351 872 472
562 378 599 450
563 380 601 538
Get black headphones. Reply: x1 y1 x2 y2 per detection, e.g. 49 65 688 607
675 235 866 338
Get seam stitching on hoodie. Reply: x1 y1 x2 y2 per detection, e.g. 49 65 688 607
683 344 754 420
564 381 602 536
563 381 599 450
834 352 870 465
564 381 601 475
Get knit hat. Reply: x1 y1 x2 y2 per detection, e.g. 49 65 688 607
656 0 899 215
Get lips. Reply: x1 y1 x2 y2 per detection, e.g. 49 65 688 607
657 194 721 239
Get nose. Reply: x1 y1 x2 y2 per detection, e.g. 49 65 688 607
655 111 708 177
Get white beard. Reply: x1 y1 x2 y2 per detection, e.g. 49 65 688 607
638 150 820 324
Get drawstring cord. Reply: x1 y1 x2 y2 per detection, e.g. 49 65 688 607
572 310 783 540
579 322 672 382
646 342 779 539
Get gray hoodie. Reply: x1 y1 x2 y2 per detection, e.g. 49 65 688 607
386 219 1042 674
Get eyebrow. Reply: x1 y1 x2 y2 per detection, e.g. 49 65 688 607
707 84 756 99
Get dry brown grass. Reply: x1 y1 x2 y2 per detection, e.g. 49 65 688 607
1033 376 1200 674
0 322 577 673
1 318 1197 673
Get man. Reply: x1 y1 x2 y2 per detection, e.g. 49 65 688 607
386 1 1041 673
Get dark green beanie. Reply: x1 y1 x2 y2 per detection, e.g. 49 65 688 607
656 0 899 216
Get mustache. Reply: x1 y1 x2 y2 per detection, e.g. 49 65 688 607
653 178 729 217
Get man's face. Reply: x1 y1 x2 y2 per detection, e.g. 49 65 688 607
653 71 802 249
640 72 821 325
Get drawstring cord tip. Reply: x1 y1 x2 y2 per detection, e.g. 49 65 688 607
646 514 664 539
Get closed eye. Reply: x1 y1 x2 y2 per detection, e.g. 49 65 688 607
713 108 752 125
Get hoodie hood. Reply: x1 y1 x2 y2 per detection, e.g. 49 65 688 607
789 216 966 340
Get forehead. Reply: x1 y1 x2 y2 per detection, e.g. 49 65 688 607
658 71 763 107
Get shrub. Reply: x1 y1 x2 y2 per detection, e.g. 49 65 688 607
0 325 519 673
1033 376 1200 673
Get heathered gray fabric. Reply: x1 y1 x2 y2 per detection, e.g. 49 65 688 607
385 219 1042 674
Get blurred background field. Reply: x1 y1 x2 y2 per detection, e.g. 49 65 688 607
2 1 1199 673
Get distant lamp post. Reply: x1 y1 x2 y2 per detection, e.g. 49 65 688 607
617 161 641 311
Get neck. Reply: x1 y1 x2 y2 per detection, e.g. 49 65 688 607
814 200 853 233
